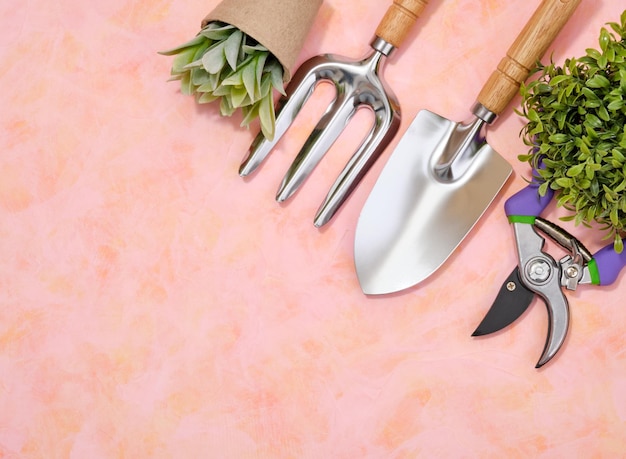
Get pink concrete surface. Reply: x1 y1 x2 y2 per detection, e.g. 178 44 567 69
1 0 626 457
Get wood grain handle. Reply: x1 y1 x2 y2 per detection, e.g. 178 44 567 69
375 0 429 48
477 0 581 116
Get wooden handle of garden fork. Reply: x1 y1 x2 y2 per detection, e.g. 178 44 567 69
375 0 429 48
477 0 581 116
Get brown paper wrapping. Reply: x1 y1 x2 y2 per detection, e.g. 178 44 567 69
202 0 322 82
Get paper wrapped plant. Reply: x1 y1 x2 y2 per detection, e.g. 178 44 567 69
518 10 626 252
160 0 322 140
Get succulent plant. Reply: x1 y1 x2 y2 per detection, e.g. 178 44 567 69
160 22 286 140
518 10 626 253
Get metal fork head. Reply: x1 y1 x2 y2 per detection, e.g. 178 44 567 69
239 38 401 226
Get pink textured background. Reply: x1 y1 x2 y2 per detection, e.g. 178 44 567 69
1 0 626 457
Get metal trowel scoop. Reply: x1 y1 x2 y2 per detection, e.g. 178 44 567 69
239 0 429 227
354 0 582 295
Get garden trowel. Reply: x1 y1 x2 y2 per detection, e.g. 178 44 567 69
354 0 582 295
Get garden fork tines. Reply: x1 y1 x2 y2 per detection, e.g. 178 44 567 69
239 0 429 227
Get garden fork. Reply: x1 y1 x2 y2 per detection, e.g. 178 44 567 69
239 0 429 227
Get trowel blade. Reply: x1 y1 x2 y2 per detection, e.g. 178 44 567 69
354 110 512 295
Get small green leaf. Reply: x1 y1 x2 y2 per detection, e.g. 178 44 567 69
585 113 603 129
527 109 541 123
598 104 611 122
566 163 585 177
529 123 544 136
549 74 571 86
549 133 569 144
171 46 198 74
221 68 244 86
200 23 237 41
159 34 206 56
240 103 260 127
556 177 574 188
197 91 218 104
611 206 620 226
255 53 268 88
220 95 236 116
232 88 252 108
586 48 603 61
202 42 227 74
267 61 285 95
224 30 243 70
241 60 257 99
615 235 624 254
191 67 210 87
258 91 276 140
599 28 611 52
211 83 233 97
242 43 268 54
587 74 611 89
197 73 220 93
180 71 194 95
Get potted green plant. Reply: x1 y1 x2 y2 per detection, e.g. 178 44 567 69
160 0 322 141
160 22 285 140
518 10 626 253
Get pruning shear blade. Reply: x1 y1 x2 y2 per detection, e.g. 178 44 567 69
474 179 626 367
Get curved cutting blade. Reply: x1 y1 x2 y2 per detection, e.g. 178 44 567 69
472 267 534 336
535 281 570 368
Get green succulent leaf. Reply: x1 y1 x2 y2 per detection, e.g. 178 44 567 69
242 43 268 54
258 75 276 140
220 95 236 117
202 42 227 74
241 59 257 99
171 46 199 74
197 91 219 104
241 103 260 127
200 23 236 40
158 34 206 56
230 85 251 108
224 29 243 70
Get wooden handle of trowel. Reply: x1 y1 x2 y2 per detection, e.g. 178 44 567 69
375 0 429 48
477 0 581 116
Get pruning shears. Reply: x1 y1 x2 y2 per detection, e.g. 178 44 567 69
473 178 626 367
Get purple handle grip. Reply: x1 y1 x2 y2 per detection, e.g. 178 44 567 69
504 181 554 218
593 243 626 285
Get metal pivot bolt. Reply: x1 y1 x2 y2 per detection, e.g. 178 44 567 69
566 266 579 279
506 281 517 292
526 258 552 284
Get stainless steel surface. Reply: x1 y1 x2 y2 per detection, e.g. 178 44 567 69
354 109 512 295
533 217 592 290
471 102 497 124
512 222 569 368
371 36 395 57
534 218 593 262
433 114 488 182
239 38 401 227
